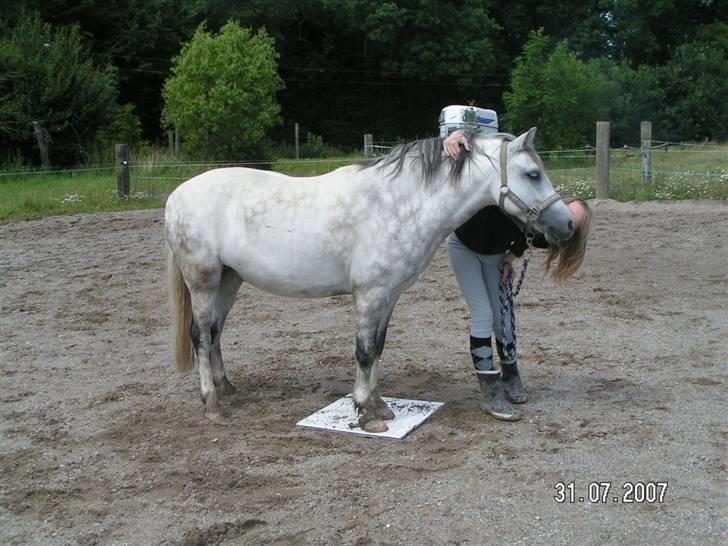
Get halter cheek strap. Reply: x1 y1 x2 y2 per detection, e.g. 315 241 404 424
498 137 562 231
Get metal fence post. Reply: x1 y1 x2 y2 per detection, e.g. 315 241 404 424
596 121 610 199
116 144 130 197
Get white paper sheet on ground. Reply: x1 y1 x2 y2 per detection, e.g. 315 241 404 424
296 395 444 439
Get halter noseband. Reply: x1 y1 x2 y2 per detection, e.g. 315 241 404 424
498 136 562 233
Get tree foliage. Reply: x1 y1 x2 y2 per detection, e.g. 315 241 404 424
2 0 727 161
650 30 728 141
503 30 616 148
3 0 204 139
0 13 118 165
162 21 284 160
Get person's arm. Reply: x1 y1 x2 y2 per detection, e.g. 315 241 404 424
443 130 470 159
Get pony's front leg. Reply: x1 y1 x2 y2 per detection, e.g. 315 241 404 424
352 290 397 433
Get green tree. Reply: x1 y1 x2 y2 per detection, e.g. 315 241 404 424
601 0 728 66
162 21 284 160
653 40 728 141
591 60 658 145
0 13 118 166
502 30 616 148
605 22 728 144
3 0 205 138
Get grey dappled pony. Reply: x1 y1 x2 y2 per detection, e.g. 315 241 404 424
165 129 575 432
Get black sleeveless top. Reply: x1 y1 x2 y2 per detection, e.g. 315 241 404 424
455 206 548 257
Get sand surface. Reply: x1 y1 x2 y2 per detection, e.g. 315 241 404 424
1 200 726 545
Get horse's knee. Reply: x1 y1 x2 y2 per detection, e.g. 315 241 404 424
355 337 376 370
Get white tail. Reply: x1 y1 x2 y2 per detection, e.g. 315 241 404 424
167 247 194 372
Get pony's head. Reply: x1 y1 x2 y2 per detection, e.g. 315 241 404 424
474 128 575 244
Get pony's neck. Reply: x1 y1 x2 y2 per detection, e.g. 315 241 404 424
355 136 503 236
427 140 502 233
437 174 500 233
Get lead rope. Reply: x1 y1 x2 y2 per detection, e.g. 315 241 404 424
498 233 534 363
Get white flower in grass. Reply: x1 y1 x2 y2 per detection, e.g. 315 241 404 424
61 194 85 203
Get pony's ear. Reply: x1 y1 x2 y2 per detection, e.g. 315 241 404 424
510 127 538 151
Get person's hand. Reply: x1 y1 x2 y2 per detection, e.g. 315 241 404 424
500 260 514 285
443 130 470 160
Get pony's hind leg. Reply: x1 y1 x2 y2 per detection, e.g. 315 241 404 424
186 263 228 423
210 267 243 396
352 290 398 433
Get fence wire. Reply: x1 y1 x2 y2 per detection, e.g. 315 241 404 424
1 144 726 219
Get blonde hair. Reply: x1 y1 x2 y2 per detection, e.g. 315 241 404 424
544 196 591 283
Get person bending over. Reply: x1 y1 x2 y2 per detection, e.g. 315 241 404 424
444 130 591 421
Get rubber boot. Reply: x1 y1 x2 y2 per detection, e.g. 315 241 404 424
497 339 528 404
476 370 520 421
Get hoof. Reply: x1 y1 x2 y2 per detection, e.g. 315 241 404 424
360 418 388 433
216 377 237 397
374 406 395 421
204 399 226 424
371 393 395 421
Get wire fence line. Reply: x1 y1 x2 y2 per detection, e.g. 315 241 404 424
0 166 115 177
1 140 726 209
3 153 725 179
612 167 728 178
2 139 725 179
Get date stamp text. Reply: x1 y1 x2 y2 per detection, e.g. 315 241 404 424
553 481 668 504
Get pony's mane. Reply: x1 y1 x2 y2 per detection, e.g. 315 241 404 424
356 132 510 186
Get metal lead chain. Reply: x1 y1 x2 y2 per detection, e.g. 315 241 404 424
498 234 534 363
498 272 517 363
512 247 530 298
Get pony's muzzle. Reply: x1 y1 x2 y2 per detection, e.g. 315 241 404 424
539 204 576 243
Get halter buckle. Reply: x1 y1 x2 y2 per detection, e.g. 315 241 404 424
525 207 540 223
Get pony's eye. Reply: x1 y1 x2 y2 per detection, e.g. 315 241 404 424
527 170 541 181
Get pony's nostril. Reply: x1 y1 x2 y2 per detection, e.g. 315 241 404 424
567 220 574 232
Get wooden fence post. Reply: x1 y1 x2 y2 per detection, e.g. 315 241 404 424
641 121 652 184
174 128 180 158
31 121 51 169
363 133 373 159
116 144 130 197
596 121 610 199
295 122 300 160
167 130 174 154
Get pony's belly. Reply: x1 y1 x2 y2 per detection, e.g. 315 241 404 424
225 252 351 298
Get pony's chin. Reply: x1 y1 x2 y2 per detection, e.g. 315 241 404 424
543 223 575 245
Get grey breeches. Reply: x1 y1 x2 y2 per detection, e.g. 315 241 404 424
446 233 515 343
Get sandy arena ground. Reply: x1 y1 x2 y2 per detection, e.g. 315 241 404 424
0 200 726 545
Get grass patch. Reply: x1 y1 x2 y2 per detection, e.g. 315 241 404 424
0 169 165 222
272 156 357 177
546 144 728 201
